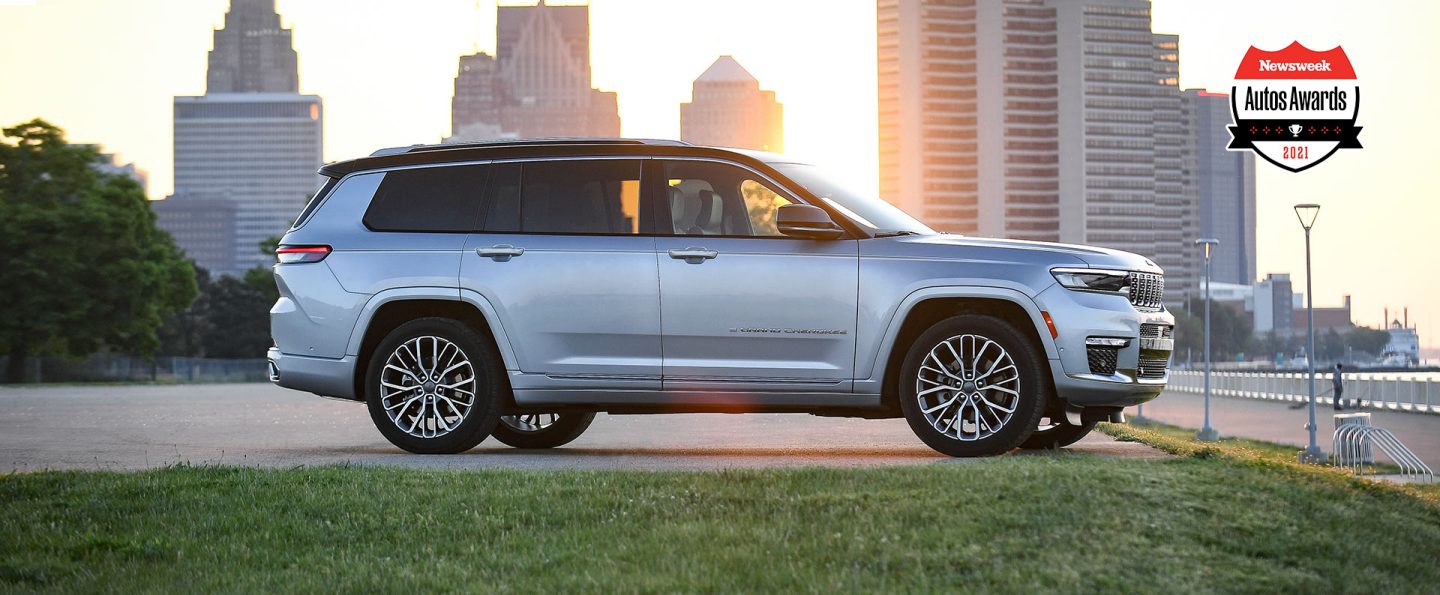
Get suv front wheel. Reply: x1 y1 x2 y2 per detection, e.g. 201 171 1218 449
898 315 1047 457
365 318 504 454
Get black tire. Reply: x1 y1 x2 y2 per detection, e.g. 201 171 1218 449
898 314 1048 457
1019 417 1097 450
491 412 597 449
365 317 504 454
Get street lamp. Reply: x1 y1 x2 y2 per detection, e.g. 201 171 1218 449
1294 203 1325 464
1195 238 1220 442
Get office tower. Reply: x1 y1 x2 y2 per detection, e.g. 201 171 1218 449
159 0 322 277
170 93 322 274
449 1 620 142
205 0 299 94
152 194 239 275
680 56 784 152
1184 89 1257 286
450 52 507 141
878 0 1196 297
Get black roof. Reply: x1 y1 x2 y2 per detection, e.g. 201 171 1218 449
320 138 726 178
314 138 875 239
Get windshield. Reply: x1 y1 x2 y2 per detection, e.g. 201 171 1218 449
771 163 935 235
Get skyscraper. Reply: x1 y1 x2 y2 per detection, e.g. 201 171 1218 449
1184 89 1257 286
877 0 1197 298
449 1 620 142
205 0 299 94
680 56 783 152
156 0 322 276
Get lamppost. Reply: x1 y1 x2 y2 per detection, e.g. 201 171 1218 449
1195 238 1220 442
1295 203 1325 464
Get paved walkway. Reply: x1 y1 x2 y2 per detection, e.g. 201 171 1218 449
0 383 1166 472
1129 389 1440 465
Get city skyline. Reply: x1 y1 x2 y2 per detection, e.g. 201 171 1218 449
1 0 1436 346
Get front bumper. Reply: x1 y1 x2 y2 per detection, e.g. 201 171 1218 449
267 347 360 400
1036 283 1174 408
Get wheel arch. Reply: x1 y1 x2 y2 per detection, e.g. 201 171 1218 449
873 288 1058 413
347 288 519 403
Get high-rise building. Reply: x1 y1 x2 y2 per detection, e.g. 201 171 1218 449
169 93 322 273
158 0 322 277
450 52 508 141
877 0 1197 298
1184 89 1256 287
449 1 620 142
680 56 783 152
205 0 299 94
152 194 238 275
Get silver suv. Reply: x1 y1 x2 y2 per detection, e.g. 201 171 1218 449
268 139 1173 457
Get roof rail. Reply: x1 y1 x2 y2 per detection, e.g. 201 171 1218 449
370 138 691 157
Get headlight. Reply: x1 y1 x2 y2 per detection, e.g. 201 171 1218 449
1051 268 1131 294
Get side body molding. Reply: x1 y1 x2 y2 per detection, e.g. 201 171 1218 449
342 287 522 372
853 285 1059 396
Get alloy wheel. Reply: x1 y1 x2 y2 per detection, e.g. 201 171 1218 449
914 333 1021 441
379 335 476 439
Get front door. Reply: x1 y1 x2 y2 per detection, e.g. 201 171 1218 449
652 159 859 393
459 159 661 392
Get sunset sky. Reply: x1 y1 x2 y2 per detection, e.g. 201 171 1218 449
1 0 1436 348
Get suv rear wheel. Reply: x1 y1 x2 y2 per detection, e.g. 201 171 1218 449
492 412 596 449
365 318 503 454
898 315 1047 457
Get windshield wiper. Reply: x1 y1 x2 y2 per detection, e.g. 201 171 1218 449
873 230 922 238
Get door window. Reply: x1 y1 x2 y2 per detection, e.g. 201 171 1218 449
479 159 645 235
661 161 793 237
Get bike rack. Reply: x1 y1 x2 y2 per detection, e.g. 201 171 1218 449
1332 424 1434 483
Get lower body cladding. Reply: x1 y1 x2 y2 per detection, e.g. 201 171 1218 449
1035 283 1175 422
268 348 360 400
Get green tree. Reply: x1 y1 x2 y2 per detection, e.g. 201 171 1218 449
200 274 274 358
0 119 196 382
1344 326 1391 357
1173 296 1254 362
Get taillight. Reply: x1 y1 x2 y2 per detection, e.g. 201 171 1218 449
275 245 331 264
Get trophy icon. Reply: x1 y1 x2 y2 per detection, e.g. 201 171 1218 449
1288 124 1303 137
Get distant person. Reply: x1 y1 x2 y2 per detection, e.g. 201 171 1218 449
1332 363 1347 411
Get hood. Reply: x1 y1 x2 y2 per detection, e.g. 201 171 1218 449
874 234 1164 274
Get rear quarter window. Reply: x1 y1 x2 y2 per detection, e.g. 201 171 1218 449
362 164 490 233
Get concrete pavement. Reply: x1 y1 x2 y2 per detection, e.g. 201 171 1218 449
0 383 1166 472
1129 389 1440 465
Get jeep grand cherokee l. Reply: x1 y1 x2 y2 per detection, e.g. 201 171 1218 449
267 139 1174 457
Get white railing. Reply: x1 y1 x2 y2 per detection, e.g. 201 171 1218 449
1166 370 1440 415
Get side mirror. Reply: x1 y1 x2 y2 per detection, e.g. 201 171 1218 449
776 204 844 240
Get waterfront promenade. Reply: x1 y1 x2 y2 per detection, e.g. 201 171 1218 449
1130 389 1440 465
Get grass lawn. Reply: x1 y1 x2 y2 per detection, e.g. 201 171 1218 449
5 445 1440 593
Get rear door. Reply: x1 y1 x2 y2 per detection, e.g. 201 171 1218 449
653 159 859 394
459 158 662 391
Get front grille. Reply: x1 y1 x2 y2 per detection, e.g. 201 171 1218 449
1127 272 1165 311
1087 346 1120 375
1139 323 1173 339
1137 355 1170 379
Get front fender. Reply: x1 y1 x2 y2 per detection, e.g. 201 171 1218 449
855 285 1058 394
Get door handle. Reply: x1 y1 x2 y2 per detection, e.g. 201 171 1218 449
476 244 525 261
668 247 718 264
